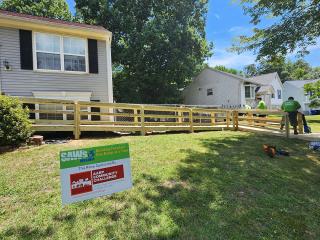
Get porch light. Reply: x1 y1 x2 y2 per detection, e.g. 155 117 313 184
3 60 11 71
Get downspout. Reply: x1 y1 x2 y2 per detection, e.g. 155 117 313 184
239 81 243 108
105 34 113 103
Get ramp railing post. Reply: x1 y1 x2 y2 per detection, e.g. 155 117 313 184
211 111 216 126
232 110 239 130
189 108 194 133
140 105 145 136
74 101 81 140
134 108 138 126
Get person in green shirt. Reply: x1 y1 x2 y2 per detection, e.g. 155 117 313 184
257 98 267 110
280 97 301 134
256 98 267 121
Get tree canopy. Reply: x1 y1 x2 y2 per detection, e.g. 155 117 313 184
213 65 243 76
0 0 72 21
233 0 320 60
244 56 320 82
304 80 320 108
75 0 212 104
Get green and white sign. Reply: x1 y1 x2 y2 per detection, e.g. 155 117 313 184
60 143 132 205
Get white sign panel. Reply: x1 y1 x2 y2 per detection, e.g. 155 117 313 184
60 143 132 205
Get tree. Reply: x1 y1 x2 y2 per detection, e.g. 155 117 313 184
243 64 258 77
213 65 240 76
75 0 212 104
305 80 320 108
256 55 290 80
244 56 320 82
0 0 72 21
233 0 320 60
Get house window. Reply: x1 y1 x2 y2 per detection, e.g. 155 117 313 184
34 33 88 73
271 93 275 99
207 88 213 96
245 85 256 99
277 90 282 99
35 33 61 70
64 37 86 72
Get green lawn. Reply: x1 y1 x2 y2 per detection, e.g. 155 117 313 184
306 115 320 132
0 131 319 239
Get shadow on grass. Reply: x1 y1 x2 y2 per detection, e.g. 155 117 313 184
138 134 320 239
2 226 54 239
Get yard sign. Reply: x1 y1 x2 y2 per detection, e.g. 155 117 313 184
60 143 132 205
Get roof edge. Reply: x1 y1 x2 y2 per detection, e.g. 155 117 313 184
205 67 262 85
0 10 112 41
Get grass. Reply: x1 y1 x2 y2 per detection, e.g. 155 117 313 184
306 115 320 132
0 131 319 239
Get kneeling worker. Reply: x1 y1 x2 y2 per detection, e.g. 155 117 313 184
280 97 301 135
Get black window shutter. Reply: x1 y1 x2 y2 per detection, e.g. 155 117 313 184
19 30 33 70
91 100 101 121
88 39 99 74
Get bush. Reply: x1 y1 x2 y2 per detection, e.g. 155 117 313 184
0 95 33 147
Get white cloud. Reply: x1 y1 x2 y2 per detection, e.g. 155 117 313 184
207 48 256 69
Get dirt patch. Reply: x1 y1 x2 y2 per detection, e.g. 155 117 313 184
162 180 191 190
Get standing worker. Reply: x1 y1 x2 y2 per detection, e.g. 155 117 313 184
256 97 267 122
280 97 301 135
256 97 267 111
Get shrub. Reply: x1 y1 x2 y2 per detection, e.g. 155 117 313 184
0 95 33 147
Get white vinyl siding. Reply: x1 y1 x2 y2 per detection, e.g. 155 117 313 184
33 32 88 73
183 69 243 107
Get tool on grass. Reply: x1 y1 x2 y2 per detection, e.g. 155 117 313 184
309 141 320 151
301 114 312 134
263 145 290 158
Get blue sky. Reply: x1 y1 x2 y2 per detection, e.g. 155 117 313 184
66 0 319 70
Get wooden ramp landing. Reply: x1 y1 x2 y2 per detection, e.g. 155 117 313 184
239 126 320 141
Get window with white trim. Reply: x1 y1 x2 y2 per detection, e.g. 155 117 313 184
277 89 282 99
34 33 87 73
245 85 256 99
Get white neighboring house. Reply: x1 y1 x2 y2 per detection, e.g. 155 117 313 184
249 72 283 109
283 80 320 115
183 68 261 108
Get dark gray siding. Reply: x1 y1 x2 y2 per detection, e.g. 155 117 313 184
0 27 110 102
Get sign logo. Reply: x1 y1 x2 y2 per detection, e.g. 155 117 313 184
70 171 93 196
61 150 95 162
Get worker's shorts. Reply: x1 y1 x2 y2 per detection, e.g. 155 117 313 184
288 111 298 127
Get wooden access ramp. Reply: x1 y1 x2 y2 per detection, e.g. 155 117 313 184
19 98 304 140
